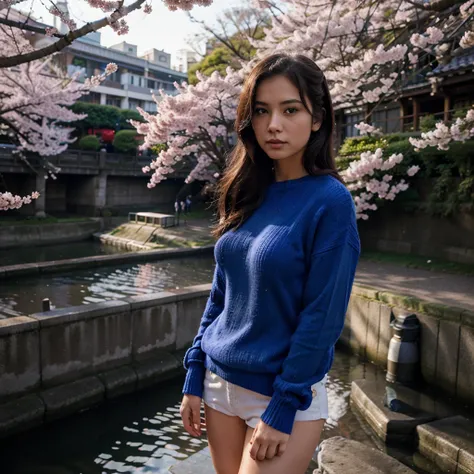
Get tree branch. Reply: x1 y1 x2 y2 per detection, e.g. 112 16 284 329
0 16 66 38
0 0 146 68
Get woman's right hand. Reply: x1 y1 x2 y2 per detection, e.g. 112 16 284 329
180 394 203 437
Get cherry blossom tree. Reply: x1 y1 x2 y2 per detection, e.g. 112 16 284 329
0 0 213 68
0 26 118 210
134 0 472 219
131 68 242 187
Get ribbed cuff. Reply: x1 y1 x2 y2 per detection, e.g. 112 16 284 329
261 394 298 435
182 362 205 398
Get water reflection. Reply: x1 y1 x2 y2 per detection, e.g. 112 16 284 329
0 352 387 474
0 256 215 318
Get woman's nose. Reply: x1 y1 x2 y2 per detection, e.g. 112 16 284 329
267 113 283 133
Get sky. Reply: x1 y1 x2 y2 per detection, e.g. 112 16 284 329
18 0 242 64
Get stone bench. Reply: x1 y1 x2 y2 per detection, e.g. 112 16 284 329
417 416 474 474
128 212 176 228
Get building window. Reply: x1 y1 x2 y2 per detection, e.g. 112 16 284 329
130 75 134 85
128 47 134 53
148 79 155 89
344 112 364 138
106 96 122 107
372 107 400 134
159 55 167 62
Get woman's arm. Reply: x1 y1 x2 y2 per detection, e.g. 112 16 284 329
182 263 226 398
261 193 360 435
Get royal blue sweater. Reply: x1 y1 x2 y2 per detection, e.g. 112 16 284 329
182 174 360 434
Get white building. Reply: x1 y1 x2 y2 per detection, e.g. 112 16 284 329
21 2 187 113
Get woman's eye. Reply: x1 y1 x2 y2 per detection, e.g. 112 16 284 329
254 108 266 115
285 107 298 114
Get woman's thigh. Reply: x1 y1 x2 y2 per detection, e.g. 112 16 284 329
204 402 248 474
238 419 325 474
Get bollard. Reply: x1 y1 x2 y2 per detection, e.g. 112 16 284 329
42 298 51 312
386 313 420 385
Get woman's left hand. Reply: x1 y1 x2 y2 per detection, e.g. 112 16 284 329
249 420 290 461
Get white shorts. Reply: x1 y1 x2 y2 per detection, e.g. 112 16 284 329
202 368 329 429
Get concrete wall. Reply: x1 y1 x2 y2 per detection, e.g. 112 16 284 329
106 176 180 210
0 220 101 249
0 286 208 437
340 285 474 402
358 206 474 264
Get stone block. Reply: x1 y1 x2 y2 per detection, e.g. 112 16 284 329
36 301 131 386
376 304 392 369
350 379 436 445
169 447 213 474
417 416 474 474
366 301 381 364
348 296 370 358
176 296 208 350
456 325 474 403
40 376 105 422
131 297 177 359
316 436 416 473
416 313 439 385
134 352 182 390
98 366 137 399
435 320 460 396
0 394 45 439
0 317 40 399
352 284 379 300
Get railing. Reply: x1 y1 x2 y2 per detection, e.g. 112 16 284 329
357 108 464 135
0 148 192 177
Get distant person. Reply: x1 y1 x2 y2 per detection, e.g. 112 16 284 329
174 200 181 225
179 53 360 474
185 195 192 214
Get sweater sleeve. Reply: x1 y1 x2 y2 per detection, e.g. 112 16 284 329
261 193 360 434
182 262 226 398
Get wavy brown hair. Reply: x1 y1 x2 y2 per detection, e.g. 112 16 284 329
212 53 342 238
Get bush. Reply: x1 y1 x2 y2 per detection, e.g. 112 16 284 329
113 130 142 154
78 134 100 151
420 114 437 132
70 103 144 132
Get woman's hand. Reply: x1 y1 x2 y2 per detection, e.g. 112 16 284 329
180 394 203 437
249 420 290 461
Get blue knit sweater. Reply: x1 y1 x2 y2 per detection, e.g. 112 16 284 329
182 174 360 435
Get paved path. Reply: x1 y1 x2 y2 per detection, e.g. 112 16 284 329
356 260 474 312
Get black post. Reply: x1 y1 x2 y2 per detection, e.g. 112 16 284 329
42 298 51 312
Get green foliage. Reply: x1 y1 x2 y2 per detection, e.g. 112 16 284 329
150 143 168 155
420 114 437 132
338 135 388 158
188 46 238 85
338 131 474 216
78 134 100 151
70 103 144 132
112 130 142 154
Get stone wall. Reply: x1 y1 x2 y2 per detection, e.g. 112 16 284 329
340 285 474 402
0 220 101 249
358 206 474 264
0 287 208 436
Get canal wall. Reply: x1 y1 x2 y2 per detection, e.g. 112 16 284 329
0 286 209 438
0 282 473 438
0 245 214 279
0 220 102 249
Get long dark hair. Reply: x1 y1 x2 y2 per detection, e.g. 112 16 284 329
212 53 342 238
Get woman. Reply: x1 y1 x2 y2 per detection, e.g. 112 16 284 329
179 53 360 474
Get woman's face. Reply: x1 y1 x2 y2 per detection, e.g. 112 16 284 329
251 74 321 164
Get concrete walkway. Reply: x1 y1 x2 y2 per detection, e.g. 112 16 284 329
355 260 474 312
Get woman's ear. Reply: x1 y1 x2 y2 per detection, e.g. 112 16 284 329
312 121 321 132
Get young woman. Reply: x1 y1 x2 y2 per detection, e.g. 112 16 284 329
179 53 360 474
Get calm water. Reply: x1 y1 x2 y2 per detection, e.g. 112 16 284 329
0 352 442 474
0 240 129 267
0 256 215 318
